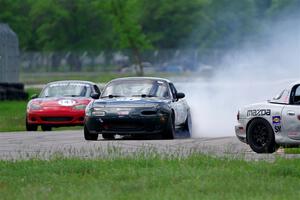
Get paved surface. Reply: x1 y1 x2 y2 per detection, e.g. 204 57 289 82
0 130 295 160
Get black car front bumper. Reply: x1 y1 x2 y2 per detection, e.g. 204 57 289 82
85 114 169 135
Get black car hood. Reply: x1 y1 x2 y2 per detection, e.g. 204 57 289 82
93 97 170 107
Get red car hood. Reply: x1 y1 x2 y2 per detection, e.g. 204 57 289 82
30 97 92 107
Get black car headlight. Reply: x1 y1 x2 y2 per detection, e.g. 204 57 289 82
92 108 106 116
86 107 106 117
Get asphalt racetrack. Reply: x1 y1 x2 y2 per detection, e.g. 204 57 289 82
0 130 294 160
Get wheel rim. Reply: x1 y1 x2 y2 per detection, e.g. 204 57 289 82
251 124 270 148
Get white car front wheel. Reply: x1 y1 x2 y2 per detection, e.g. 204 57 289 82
247 119 278 153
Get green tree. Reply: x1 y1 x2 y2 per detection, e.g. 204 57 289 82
199 0 258 49
267 0 300 17
110 0 152 76
0 0 32 49
141 0 210 49
1 0 299 54
29 0 113 51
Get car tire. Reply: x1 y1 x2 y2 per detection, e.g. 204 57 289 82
247 119 278 153
102 133 115 140
41 125 52 131
163 115 175 139
84 126 98 141
183 111 192 138
26 117 38 131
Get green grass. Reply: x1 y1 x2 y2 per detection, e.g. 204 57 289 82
20 72 189 85
20 72 131 85
284 148 300 154
0 89 40 132
0 88 83 132
0 101 27 132
1 155 300 199
0 100 82 132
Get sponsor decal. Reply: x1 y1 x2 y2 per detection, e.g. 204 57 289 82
247 109 271 117
50 83 89 87
275 126 281 133
118 110 130 115
116 108 131 116
272 116 281 125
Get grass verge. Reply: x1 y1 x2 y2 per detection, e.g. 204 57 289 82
0 101 27 132
0 100 82 132
0 88 82 132
1 155 300 199
20 72 186 85
20 72 131 85
284 148 300 154
0 89 38 132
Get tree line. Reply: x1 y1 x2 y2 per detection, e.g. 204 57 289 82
1 0 299 52
1 0 299 74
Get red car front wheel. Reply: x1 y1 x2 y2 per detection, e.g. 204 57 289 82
26 117 38 131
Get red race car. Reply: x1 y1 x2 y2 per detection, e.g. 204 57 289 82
26 80 101 131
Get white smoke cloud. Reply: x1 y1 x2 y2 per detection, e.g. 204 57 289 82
177 14 300 137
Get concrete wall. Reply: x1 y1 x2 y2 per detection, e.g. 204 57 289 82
0 23 19 83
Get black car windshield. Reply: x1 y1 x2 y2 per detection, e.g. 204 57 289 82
102 80 170 98
40 82 92 98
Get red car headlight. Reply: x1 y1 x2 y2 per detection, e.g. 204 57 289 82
29 103 42 110
73 104 87 110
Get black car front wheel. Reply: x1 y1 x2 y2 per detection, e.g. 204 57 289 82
247 119 278 153
163 115 175 139
84 126 98 141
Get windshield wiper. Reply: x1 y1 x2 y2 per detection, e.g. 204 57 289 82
101 95 124 98
132 94 156 98
63 94 80 97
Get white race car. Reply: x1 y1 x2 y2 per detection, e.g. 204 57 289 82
235 81 300 153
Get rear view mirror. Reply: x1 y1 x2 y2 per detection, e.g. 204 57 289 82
176 92 185 99
91 93 100 99
30 94 38 99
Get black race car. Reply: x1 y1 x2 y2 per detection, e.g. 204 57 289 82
84 77 192 140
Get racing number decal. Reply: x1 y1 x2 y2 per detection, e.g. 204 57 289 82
247 109 271 117
58 99 76 106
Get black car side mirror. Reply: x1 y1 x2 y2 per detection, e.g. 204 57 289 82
176 92 185 99
91 93 100 99
30 94 38 99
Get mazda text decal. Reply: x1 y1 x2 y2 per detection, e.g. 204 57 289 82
247 109 271 117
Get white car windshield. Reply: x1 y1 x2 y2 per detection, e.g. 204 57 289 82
102 80 170 98
40 83 91 98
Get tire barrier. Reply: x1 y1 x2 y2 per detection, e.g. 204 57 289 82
0 82 28 101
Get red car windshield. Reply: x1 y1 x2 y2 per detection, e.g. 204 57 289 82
40 83 92 98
